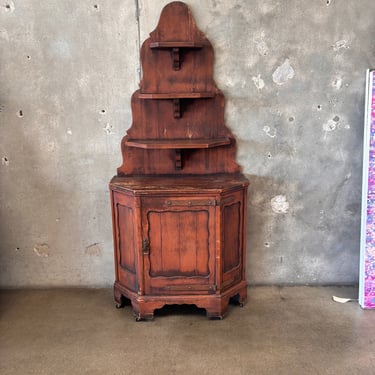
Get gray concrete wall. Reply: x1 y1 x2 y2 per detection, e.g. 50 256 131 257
1 0 374 287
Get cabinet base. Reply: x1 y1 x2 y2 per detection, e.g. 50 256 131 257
114 281 247 320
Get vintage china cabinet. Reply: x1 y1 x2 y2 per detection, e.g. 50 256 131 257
110 1 249 320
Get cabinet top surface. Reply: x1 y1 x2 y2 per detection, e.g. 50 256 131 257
110 174 249 193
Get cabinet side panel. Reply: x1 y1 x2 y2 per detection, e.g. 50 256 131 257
118 205 136 274
223 202 241 273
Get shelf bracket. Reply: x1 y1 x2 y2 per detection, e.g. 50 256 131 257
173 98 181 118
172 47 180 70
175 149 182 170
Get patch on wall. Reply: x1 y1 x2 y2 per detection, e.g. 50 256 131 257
272 59 295 85
85 243 102 257
271 195 289 214
33 244 50 257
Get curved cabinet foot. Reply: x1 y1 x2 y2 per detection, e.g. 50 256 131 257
229 285 248 307
116 301 125 309
114 284 130 309
208 314 224 320
134 313 154 322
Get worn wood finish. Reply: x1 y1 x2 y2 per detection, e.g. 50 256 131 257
110 1 249 320
118 91 240 175
111 176 248 319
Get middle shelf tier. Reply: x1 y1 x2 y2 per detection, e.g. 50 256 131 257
125 137 231 149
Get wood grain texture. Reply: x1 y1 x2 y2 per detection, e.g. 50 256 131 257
117 0 241 176
110 1 249 319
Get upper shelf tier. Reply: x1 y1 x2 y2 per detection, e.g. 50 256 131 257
125 137 231 149
138 92 215 99
150 41 203 49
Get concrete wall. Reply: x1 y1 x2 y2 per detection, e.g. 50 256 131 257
1 0 374 287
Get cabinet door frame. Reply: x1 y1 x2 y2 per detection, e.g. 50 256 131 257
141 195 217 295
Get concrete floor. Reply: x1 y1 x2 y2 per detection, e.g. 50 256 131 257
0 286 374 375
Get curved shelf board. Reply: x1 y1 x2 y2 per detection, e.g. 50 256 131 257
125 137 231 150
150 41 203 49
138 92 215 99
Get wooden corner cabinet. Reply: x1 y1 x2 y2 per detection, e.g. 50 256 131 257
110 1 249 320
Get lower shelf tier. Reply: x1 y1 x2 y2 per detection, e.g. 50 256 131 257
114 281 248 320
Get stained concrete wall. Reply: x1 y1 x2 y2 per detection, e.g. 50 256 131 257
1 0 374 287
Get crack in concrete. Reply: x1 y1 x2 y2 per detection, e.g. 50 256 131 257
135 0 141 81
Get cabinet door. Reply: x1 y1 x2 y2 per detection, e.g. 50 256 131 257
141 196 216 294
